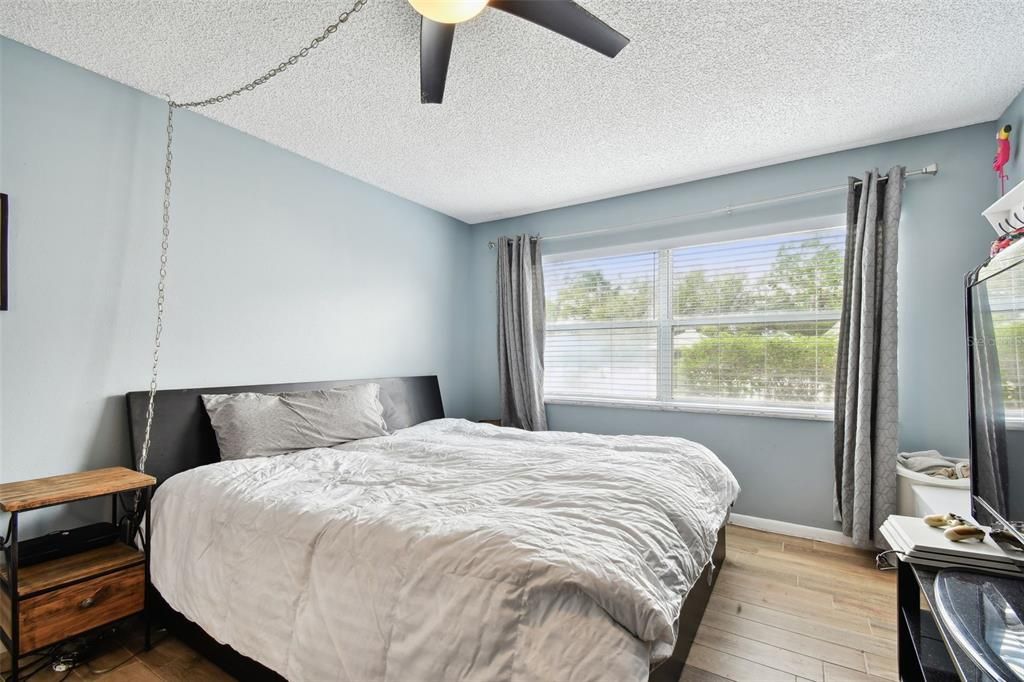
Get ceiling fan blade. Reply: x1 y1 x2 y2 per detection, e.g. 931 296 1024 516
489 0 629 58
420 17 455 104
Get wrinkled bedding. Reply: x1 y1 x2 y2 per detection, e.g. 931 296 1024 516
151 418 740 681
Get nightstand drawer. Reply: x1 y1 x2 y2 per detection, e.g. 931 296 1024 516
13 565 144 651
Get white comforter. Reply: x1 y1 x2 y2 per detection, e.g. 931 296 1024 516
151 418 739 682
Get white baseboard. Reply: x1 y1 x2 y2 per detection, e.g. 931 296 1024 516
729 513 854 547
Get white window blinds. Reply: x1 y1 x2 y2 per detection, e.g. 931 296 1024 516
545 251 658 400
543 226 846 414
982 261 1024 423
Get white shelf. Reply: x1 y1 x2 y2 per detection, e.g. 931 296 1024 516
983 177 1024 234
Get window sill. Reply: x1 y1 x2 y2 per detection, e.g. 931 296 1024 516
544 397 834 422
1006 418 1024 431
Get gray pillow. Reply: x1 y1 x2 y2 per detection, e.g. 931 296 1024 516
202 383 391 461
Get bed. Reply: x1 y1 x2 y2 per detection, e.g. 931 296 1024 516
126 376 738 682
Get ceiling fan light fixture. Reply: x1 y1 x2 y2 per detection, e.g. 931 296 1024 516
409 0 488 24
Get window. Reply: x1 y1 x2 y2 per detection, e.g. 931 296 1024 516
982 261 1024 426
543 225 846 417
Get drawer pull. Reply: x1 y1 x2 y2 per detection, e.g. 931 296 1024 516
17 567 144 652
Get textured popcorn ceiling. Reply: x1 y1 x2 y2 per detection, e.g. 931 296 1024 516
3 1 1024 223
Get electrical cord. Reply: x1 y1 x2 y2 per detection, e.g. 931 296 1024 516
875 549 903 571
0 652 48 678
1 643 60 680
17 656 56 681
3 619 161 680
0 515 13 548
114 491 144 547
86 653 136 676
82 627 168 675
3 619 169 680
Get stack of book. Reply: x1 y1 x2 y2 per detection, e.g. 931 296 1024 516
881 515 1024 576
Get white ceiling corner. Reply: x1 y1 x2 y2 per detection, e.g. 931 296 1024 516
2 0 1024 224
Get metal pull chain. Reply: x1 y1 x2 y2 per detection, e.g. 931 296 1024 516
170 0 368 110
135 0 371 477
136 103 174 477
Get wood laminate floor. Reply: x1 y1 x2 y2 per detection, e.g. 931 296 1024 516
4 525 896 682
684 525 896 682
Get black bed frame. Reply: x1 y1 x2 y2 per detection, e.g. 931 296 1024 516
125 375 724 681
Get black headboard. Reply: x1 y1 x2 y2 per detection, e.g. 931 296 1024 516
126 376 444 485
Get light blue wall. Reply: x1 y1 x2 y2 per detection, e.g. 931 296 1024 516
467 124 996 531
996 86 1024 189
0 39 473 531
0 35 1008 535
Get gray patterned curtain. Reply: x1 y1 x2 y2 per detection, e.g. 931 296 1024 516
834 166 905 548
497 235 548 430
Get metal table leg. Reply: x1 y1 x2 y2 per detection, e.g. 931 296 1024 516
8 513 18 682
143 488 151 652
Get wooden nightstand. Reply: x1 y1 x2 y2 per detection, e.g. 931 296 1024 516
0 467 155 681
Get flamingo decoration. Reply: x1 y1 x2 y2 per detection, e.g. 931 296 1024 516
995 124 1012 195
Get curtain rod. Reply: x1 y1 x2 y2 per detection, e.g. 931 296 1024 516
487 163 938 249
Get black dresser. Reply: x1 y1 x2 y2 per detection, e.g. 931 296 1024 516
898 559 1024 681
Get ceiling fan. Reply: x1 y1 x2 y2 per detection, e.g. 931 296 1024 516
408 0 630 104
